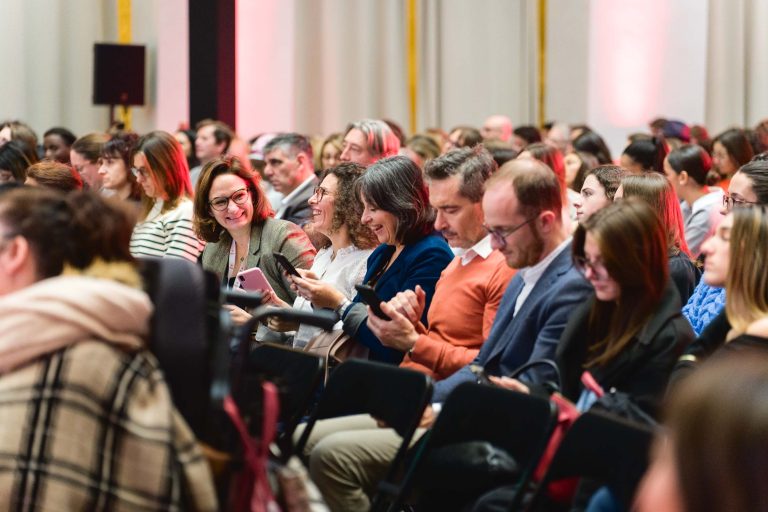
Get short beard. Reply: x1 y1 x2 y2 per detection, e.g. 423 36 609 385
510 224 545 268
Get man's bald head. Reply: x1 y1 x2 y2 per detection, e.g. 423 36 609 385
481 115 513 142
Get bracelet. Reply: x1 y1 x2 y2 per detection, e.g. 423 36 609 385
335 298 352 317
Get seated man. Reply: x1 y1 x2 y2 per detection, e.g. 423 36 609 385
302 159 592 511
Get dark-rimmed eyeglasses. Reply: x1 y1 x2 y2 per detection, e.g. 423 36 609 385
723 193 758 211
209 188 250 212
312 186 334 202
574 255 610 280
483 217 536 249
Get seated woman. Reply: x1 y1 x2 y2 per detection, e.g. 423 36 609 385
674 205 768 379
637 353 768 512
130 131 206 262
616 173 700 304
193 155 315 319
573 165 626 223
683 158 768 335
98 131 142 202
0 140 33 183
564 150 598 201
494 199 693 415
263 162 377 347
0 188 216 510
663 144 723 257
291 155 454 363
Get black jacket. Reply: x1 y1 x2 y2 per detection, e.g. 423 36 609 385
556 282 694 417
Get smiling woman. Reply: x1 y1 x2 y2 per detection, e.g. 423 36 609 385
193 155 315 310
129 131 206 262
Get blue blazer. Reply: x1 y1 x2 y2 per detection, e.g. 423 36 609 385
345 234 453 363
433 242 593 402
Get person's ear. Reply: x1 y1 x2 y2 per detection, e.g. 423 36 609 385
537 210 558 233
678 170 689 186
0 236 31 276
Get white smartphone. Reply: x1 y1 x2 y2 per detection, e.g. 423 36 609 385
236 267 275 293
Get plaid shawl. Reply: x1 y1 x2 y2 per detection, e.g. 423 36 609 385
0 276 217 511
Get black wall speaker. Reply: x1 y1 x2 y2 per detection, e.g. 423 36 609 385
93 43 146 106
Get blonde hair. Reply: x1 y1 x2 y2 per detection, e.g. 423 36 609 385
725 205 768 333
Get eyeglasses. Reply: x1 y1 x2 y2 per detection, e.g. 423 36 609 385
209 188 250 211
312 186 334 201
574 255 610 280
131 166 150 179
483 217 537 249
722 193 758 211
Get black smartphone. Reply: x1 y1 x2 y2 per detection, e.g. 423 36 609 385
354 284 391 320
273 252 301 278
469 364 494 386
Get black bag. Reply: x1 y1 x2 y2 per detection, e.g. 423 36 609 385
418 441 520 495
590 390 658 427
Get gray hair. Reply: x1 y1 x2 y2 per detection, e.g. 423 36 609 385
343 119 401 159
263 132 314 161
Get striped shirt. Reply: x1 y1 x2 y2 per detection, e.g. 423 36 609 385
130 198 205 261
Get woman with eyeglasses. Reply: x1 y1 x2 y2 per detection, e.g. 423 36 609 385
290 156 453 363
682 157 768 336
129 131 205 262
193 155 315 318
493 199 692 414
263 162 378 347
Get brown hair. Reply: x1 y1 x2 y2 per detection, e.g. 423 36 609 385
71 132 111 162
193 155 273 242
1 120 39 164
25 161 83 192
101 132 142 201
573 199 668 367
523 142 566 199
488 158 563 220
665 353 768 512
0 188 134 279
620 173 692 257
316 163 377 250
134 131 193 219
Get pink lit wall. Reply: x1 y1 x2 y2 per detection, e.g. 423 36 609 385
235 0 296 140
155 0 190 132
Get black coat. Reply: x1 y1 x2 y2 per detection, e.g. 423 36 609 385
555 282 694 416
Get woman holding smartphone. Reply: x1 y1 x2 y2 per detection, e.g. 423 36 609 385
193 156 315 324
291 156 454 363
265 163 378 346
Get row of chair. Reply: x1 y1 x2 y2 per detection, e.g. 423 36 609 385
138 257 654 511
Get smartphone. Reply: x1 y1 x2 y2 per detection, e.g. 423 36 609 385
237 267 275 293
469 364 494 386
354 284 391 320
273 252 301 278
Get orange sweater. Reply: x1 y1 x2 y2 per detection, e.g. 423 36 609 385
400 250 515 380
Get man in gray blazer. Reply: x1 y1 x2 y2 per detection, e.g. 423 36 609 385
263 133 318 226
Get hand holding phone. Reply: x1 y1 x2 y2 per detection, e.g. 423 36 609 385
355 284 391 320
273 252 301 278
236 267 275 293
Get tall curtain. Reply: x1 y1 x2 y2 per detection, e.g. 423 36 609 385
705 0 768 133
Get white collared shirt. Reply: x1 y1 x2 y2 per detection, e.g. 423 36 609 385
513 238 572 316
275 175 316 219
459 235 494 266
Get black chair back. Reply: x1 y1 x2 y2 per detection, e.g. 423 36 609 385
138 257 221 439
294 359 433 511
393 382 558 511
526 409 655 511
239 343 324 455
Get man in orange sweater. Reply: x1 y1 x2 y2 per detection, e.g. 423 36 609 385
367 145 515 380
299 147 516 511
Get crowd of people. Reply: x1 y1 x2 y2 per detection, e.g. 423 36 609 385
0 114 768 511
